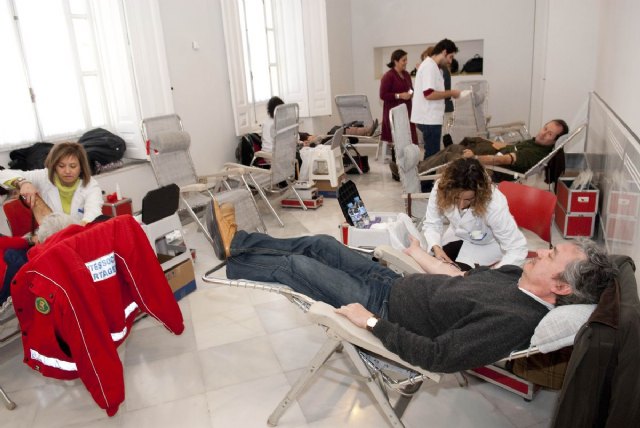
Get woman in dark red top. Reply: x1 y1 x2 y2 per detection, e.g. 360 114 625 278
379 49 418 151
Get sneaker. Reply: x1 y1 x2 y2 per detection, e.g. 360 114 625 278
389 162 400 181
209 201 237 260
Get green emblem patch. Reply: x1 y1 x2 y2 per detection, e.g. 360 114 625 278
35 297 50 315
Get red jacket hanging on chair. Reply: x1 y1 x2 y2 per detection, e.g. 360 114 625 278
11 215 184 416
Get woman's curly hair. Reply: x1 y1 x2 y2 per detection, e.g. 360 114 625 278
436 157 493 217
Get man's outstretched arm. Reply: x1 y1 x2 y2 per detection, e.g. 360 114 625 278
461 148 516 168
404 236 465 276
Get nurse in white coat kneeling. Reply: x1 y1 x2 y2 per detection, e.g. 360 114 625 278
422 157 527 271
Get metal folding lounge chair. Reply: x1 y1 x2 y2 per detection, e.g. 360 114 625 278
200 191 597 423
141 114 262 245
204 253 600 422
223 103 307 227
485 124 586 184
447 80 530 144
335 94 384 165
201 276 443 427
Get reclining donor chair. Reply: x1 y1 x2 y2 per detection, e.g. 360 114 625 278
141 113 261 245
447 80 530 145
413 123 587 205
200 188 623 426
222 103 307 227
335 94 385 166
389 104 427 219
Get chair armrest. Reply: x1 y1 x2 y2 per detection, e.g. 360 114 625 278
180 183 208 193
343 135 380 145
223 162 267 175
199 167 247 181
374 244 425 274
484 165 524 180
307 300 441 382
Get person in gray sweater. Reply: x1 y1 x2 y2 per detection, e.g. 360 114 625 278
210 201 616 373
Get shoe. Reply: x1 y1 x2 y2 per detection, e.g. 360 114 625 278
210 201 237 260
389 162 400 181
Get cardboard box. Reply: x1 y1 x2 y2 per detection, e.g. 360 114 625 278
102 197 133 217
556 179 598 214
314 174 345 198
163 258 196 301
555 202 596 238
340 212 398 248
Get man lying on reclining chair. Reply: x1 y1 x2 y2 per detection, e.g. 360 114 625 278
210 201 616 373
412 119 569 189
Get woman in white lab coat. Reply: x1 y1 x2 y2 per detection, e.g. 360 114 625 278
422 157 527 270
0 142 103 224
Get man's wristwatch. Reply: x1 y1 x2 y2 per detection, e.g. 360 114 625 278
365 315 380 332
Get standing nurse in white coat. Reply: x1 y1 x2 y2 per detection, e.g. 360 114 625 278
1 142 103 225
422 157 527 270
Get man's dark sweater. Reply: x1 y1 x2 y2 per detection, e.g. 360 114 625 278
372 265 549 373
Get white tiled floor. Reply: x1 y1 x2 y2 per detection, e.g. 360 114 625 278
0 159 564 427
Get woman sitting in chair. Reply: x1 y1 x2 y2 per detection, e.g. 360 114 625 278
0 142 103 225
423 157 528 270
0 143 102 311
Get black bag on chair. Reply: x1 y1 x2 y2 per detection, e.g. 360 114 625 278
78 128 126 173
8 142 54 171
461 55 483 74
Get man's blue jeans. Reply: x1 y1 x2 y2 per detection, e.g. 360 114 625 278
226 231 400 318
417 123 442 159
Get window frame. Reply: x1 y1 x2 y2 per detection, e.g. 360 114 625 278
0 0 174 161
220 0 331 136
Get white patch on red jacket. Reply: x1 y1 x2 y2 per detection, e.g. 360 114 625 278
85 252 116 282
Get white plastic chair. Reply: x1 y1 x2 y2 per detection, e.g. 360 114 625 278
307 127 346 187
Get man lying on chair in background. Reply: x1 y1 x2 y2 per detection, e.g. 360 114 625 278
210 201 616 373
416 119 569 177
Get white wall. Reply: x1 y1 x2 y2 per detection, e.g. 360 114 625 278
348 0 536 128
529 0 601 152
156 0 237 175
302 0 356 135
594 0 640 137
